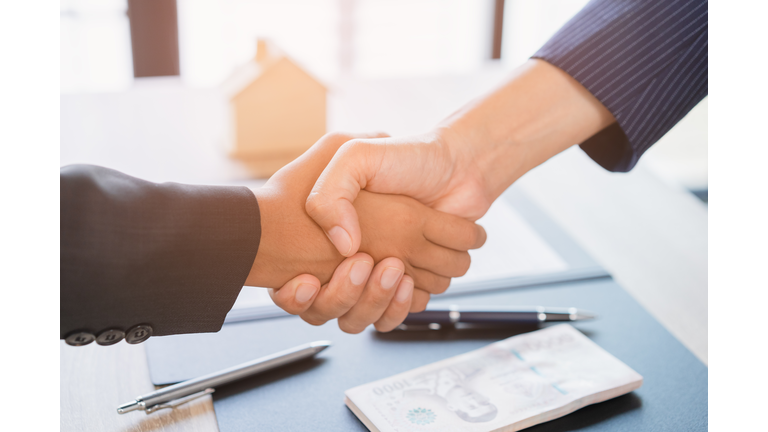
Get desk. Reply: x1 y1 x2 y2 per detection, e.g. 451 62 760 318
60 66 707 431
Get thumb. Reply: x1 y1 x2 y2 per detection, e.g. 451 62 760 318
306 140 375 257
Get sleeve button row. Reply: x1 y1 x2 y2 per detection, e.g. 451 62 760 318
64 324 153 346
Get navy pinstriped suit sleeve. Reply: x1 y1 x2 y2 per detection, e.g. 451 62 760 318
533 0 708 172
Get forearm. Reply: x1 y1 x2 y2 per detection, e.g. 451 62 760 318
61 165 259 339
438 59 615 201
531 0 707 172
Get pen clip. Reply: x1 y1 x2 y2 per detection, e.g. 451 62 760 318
144 388 215 414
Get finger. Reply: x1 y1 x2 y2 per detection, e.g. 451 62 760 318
305 142 370 257
338 257 405 334
410 288 431 312
410 243 471 278
298 253 373 325
300 133 389 257
307 136 398 257
268 131 388 194
408 267 451 294
351 132 390 139
423 209 487 251
269 274 321 315
373 275 414 332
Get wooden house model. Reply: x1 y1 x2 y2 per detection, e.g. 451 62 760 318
222 39 327 177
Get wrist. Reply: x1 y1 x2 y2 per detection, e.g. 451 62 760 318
244 188 281 287
245 187 342 288
434 112 528 205
435 60 615 203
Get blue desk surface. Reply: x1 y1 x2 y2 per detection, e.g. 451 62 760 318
146 278 707 431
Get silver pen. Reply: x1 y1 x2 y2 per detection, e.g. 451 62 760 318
117 340 331 415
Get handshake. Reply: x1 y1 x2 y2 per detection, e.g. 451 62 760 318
60 60 619 342
241 60 618 334
245 132 487 334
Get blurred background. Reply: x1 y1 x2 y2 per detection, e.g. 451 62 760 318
60 0 707 201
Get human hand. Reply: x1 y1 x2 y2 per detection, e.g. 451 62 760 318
246 132 486 332
304 59 615 257
268 255 415 332
303 128 493 257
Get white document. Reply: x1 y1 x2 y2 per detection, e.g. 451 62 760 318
230 286 275 310
452 199 569 286
345 325 643 432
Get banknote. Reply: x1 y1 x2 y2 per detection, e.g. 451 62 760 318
345 324 642 432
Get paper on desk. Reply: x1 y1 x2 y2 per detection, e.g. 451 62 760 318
231 286 275 310
345 324 643 432
452 199 568 286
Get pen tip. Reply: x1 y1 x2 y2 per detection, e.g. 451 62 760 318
117 400 140 414
310 340 332 352
575 311 598 320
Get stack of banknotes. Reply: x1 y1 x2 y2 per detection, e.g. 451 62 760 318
345 324 642 432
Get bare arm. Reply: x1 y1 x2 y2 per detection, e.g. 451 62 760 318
436 59 616 213
304 59 615 257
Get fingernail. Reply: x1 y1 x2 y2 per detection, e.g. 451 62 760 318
380 267 403 290
295 283 317 304
349 261 373 286
395 278 414 303
328 226 352 256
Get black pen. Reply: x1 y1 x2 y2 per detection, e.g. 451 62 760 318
401 305 597 327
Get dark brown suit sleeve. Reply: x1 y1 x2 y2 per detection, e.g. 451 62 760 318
60 165 260 341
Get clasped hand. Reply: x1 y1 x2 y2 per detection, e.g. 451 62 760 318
245 132 486 333
248 60 618 334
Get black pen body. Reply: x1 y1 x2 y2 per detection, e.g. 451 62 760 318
403 310 541 325
402 306 592 325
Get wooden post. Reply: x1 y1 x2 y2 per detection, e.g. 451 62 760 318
491 0 505 60
127 0 180 77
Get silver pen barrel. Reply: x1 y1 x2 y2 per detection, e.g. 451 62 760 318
118 340 330 414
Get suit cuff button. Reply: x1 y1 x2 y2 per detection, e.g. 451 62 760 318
64 331 95 346
96 329 125 346
125 324 153 344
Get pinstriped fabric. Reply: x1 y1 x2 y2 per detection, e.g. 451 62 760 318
533 0 708 172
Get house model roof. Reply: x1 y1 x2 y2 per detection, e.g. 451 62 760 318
220 39 327 99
